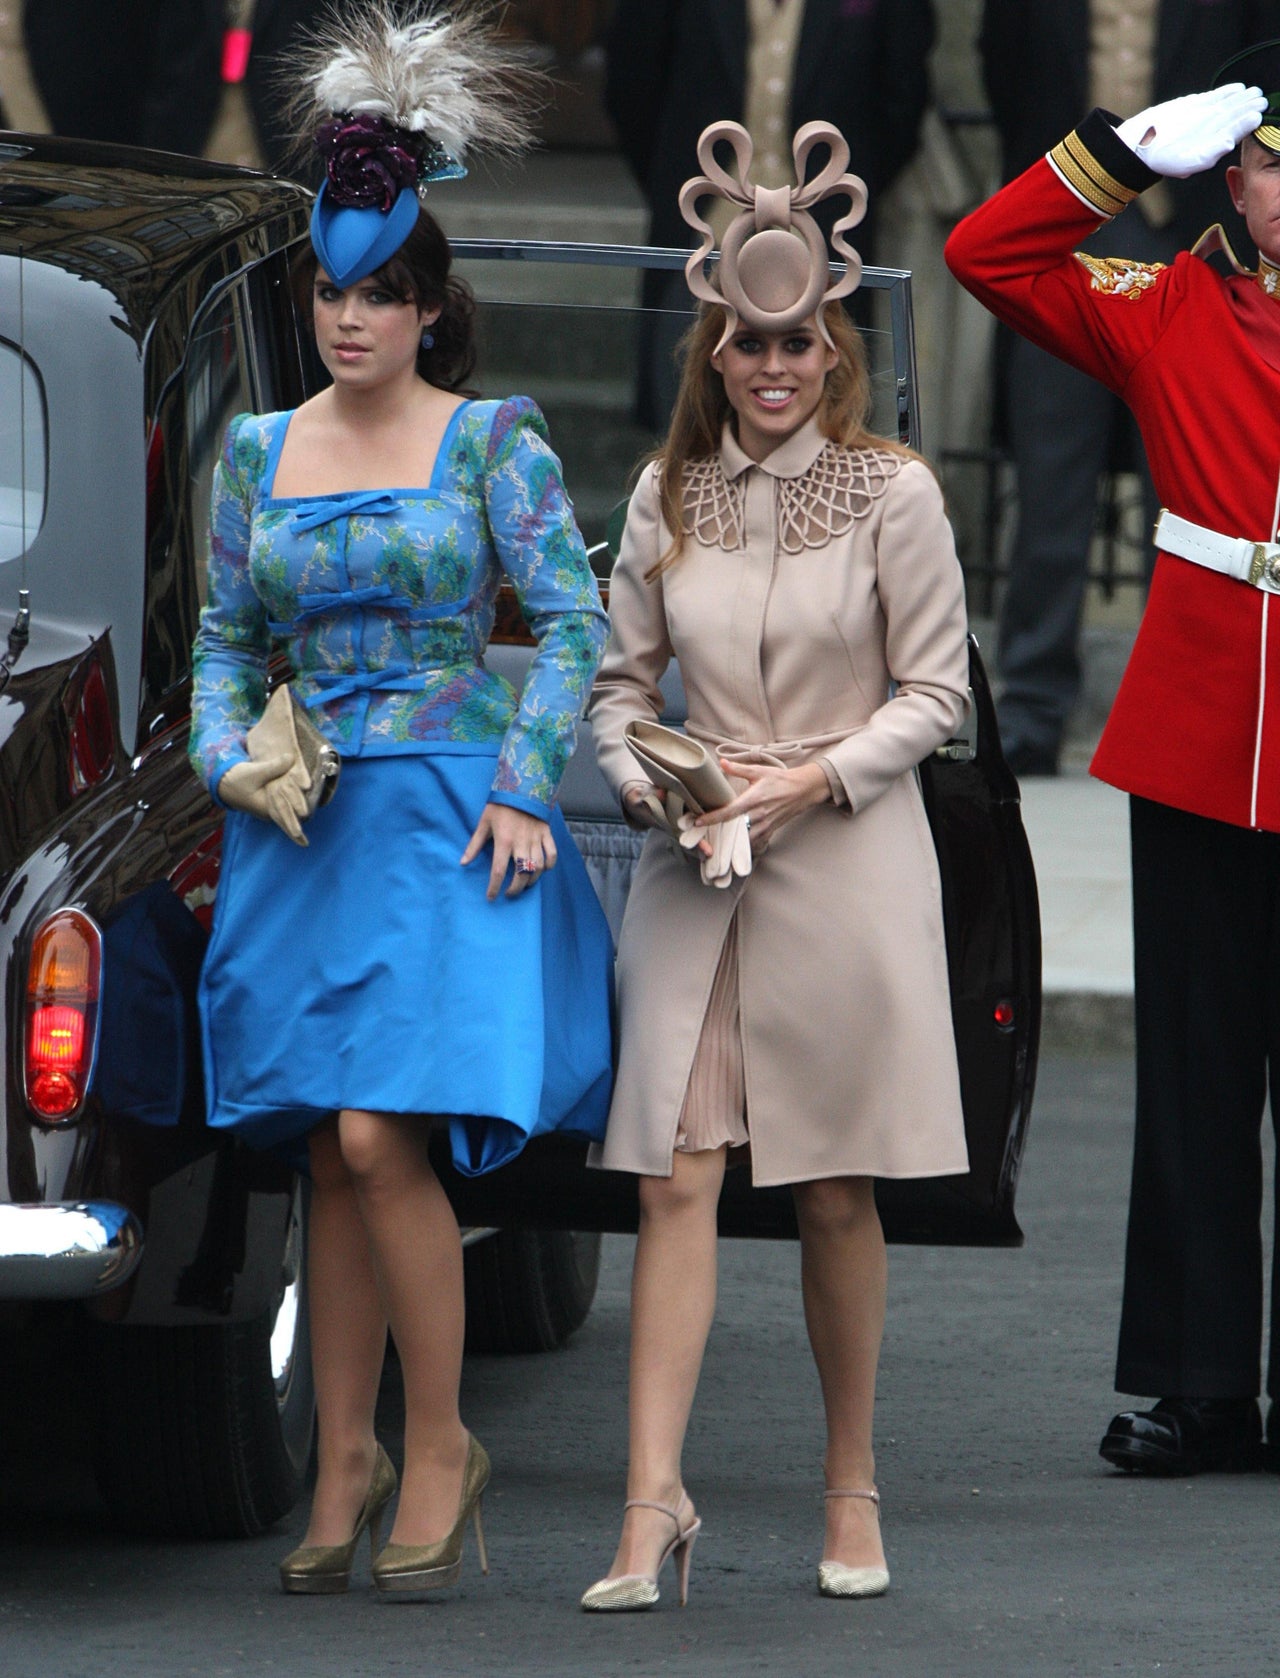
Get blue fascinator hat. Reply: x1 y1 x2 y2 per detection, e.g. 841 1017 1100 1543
310 114 466 287
294 2 543 291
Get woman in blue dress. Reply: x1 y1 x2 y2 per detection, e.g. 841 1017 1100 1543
188 4 613 1600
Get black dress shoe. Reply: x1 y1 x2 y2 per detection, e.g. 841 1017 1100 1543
1099 1396 1263 1475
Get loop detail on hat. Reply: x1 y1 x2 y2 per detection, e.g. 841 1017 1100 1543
679 119 868 351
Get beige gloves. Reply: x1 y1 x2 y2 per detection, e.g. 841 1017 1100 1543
218 755 313 847
678 810 753 888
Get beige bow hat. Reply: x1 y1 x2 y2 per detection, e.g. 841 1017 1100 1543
678 119 868 354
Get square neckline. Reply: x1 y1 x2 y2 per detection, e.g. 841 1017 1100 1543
261 399 475 505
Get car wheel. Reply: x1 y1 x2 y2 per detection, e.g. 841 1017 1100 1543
463 1228 601 1354
94 1184 315 1538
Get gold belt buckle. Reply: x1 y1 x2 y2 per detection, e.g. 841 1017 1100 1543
1248 543 1280 587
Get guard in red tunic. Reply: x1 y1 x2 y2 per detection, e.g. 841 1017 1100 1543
947 53 1280 1475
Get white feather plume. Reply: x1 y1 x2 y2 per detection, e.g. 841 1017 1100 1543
288 0 543 164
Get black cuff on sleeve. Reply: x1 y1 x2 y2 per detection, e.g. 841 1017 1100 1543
1047 108 1160 217
1085 108 1162 193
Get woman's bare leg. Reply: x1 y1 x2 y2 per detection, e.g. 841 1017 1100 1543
792 1175 887 1571
300 1118 389 1546
337 1108 469 1546
602 1146 726 1579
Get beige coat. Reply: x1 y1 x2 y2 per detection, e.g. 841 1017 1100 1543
586 417 971 1187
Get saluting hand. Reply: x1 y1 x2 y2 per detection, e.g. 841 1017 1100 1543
1116 83 1267 178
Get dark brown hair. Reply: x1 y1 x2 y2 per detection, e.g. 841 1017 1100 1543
293 204 479 393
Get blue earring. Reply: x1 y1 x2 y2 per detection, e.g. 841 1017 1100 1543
421 327 436 349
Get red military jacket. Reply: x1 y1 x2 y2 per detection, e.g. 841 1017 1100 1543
946 109 1280 832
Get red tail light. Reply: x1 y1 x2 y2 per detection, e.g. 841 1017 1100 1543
25 909 102 1122
69 661 114 792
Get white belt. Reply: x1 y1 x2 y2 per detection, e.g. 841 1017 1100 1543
1154 508 1280 593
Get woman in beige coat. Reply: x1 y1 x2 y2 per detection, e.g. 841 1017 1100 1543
580 120 970 1610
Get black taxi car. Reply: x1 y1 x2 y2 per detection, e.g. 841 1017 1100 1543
0 134 1040 1538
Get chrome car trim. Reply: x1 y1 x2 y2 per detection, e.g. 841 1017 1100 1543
0 1201 143 1297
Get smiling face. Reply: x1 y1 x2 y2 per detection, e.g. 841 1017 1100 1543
1226 135 1280 267
710 316 840 462
312 269 438 390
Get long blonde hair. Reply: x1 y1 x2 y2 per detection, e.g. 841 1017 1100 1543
647 301 920 578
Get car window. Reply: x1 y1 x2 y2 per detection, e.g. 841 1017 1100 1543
185 287 255 607
0 340 47 561
453 244 915 578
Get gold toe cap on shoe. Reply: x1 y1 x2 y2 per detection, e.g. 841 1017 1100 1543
580 1575 661 1612
817 1561 890 1598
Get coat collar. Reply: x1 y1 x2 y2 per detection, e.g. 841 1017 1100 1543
720 415 829 480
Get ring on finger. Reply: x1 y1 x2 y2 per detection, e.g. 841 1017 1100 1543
514 857 539 875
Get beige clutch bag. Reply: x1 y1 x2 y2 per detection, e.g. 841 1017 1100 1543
246 683 341 818
623 720 734 814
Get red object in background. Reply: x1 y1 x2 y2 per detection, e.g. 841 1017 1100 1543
169 829 222 933
222 27 252 84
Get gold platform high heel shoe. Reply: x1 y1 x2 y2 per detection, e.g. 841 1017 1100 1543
817 1488 890 1599
580 1493 701 1612
279 1443 398 1595
371 1433 490 1599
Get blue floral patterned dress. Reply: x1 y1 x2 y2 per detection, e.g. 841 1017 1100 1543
189 396 614 1174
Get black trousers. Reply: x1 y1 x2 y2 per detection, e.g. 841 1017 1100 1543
1117 796 1280 1399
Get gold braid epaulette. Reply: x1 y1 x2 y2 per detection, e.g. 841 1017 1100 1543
1048 129 1141 218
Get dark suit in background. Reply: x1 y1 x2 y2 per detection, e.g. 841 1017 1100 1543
23 0 224 155
606 0 935 426
245 0 326 177
979 0 1280 774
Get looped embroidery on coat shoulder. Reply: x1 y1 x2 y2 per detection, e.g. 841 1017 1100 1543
680 458 748 550
1074 252 1165 299
679 446 903 552
778 446 902 552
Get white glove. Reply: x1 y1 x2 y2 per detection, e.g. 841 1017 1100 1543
678 811 753 888
1115 83 1266 178
218 755 312 847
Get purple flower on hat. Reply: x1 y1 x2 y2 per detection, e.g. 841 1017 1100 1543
316 113 423 211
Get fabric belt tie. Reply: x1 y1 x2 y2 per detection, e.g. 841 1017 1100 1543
298 664 471 708
687 727 857 770
1155 509 1280 594
290 492 401 531
269 585 469 630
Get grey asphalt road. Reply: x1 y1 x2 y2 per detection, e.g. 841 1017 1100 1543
2 1055 1276 1678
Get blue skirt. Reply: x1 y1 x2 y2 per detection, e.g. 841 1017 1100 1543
198 752 614 1176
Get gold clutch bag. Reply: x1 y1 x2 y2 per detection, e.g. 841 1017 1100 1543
246 683 341 818
624 719 734 813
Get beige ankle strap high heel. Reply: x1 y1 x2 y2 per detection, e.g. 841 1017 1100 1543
817 1488 890 1599
580 1492 702 1612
